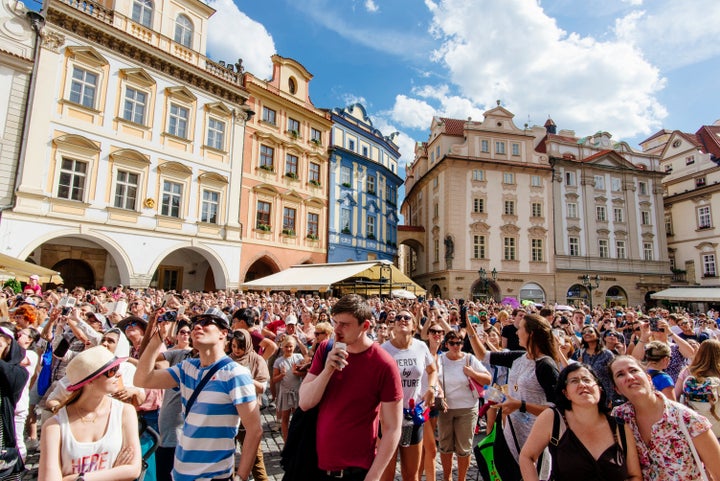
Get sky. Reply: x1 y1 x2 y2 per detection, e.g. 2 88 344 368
205 0 720 167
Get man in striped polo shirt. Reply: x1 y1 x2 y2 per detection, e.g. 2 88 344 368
135 307 262 481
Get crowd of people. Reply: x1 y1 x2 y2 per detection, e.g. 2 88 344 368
1 281 720 480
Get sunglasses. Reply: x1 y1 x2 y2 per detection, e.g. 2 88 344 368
429 329 444 334
104 366 119 378
397 315 412 321
192 317 220 328
178 329 191 335
314 331 327 336
447 340 463 346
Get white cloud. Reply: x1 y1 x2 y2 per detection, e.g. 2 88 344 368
418 0 668 138
206 0 275 79
364 0 379 13
390 95 437 129
614 1 720 70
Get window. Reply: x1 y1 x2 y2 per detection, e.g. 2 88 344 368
287 117 300 134
481 140 489 153
285 154 298 177
532 202 542 218
309 162 320 184
114 170 138 209
436 145 440 159
638 182 648 195
643 242 653 261
599 239 609 258
340 208 351 232
504 200 515 215
386 184 397 205
69 67 98 109
472 169 485 181
611 178 621 192
495 141 506 154
613 208 624 223
616 240 626 259
167 103 189 138
703 254 717 277
531 239 543 262
366 215 376 238
307 212 319 237
282 207 296 233
206 118 225 150
430 151 435 163
367 175 376 194
565 172 576 186
697 177 707 187
132 0 152 27
686 155 695 165
288 77 296 94
174 14 193 47
512 143 520 156
503 172 515 185
57 158 87 201
641 210 651 225
256 200 271 228
161 180 182 218
259 145 274 169
473 198 484 213
262 106 276 125
433 177 438 188
434 239 439 262
665 214 673 235
362 146 368 157
664 164 673 173
531 175 541 187
340 166 351 186
473 235 486 259
504 237 516 261
201 190 219 224
569 237 579 256
311 128 322 144
567 203 577 218
596 206 606 222
594 175 604 190
433 203 439 218
348 139 355 151
122 87 146 124
698 206 712 229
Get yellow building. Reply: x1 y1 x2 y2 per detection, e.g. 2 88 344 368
239 55 331 283
2 0 252 289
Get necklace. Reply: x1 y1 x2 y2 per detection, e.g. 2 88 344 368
75 405 98 424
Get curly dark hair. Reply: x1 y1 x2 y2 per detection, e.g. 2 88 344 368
554 363 609 414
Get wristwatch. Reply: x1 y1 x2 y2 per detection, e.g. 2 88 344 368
519 400 527 413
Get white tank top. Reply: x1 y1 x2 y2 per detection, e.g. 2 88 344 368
58 397 124 475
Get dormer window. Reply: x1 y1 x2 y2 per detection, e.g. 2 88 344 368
288 77 297 94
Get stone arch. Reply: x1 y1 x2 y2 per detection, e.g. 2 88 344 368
147 243 229 290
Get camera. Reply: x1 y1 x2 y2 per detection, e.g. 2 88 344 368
160 310 178 322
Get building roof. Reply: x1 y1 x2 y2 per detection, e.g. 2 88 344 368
696 125 720 158
438 117 466 136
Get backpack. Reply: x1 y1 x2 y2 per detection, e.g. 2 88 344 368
683 375 720 437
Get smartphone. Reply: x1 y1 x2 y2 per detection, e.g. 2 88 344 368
58 296 76 315
649 317 660 332
335 342 347 370
429 300 435 307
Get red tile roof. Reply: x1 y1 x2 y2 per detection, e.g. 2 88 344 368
696 125 720 158
439 117 466 136
581 149 615 163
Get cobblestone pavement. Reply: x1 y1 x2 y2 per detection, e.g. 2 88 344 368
21 407 482 481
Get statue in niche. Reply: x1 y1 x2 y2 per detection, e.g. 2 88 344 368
444 235 454 269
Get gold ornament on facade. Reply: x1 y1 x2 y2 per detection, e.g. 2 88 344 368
143 198 155 208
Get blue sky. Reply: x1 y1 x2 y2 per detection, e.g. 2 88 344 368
208 0 720 164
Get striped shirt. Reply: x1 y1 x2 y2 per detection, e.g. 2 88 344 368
168 356 256 481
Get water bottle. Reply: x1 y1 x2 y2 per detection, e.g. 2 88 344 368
483 385 506 403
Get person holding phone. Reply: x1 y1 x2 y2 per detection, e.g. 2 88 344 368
630 318 696 382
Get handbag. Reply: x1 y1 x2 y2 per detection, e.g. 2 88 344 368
466 354 485 399
281 340 333 481
474 407 522 481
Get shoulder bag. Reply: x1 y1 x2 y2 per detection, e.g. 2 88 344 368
184 356 233 415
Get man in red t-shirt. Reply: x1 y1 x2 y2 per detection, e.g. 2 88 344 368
300 294 402 481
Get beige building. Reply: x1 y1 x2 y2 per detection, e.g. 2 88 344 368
541 123 670 307
401 105 556 302
641 123 720 291
0 0 252 289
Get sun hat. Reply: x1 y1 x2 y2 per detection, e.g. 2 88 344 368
0 326 14 339
117 315 148 332
66 346 126 391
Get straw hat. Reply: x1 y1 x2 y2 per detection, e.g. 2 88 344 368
66 346 126 391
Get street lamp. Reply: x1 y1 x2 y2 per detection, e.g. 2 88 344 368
477 268 498 299
582 274 601 307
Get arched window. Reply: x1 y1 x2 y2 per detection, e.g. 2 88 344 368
132 0 153 27
174 14 193 48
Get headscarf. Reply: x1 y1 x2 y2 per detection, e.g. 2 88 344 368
232 329 269 385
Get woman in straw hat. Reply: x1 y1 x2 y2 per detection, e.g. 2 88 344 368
38 346 141 481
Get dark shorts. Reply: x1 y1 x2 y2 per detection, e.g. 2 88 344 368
399 422 424 447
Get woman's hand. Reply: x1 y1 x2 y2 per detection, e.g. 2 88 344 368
497 393 522 415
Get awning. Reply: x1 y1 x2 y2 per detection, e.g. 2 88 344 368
650 288 720 302
0 253 64 284
243 260 425 295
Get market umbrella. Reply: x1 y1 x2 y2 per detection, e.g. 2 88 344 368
0 253 63 284
391 289 417 300
501 297 520 309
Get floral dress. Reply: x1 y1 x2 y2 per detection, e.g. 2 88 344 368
613 393 711 481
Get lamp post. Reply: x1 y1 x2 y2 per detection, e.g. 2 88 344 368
477 267 498 300
582 274 601 307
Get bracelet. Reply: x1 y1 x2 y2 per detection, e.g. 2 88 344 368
520 400 527 413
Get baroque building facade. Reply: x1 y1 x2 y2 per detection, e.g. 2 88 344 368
539 122 670 306
401 106 556 302
327 103 401 263
239 55 331 282
0 0 252 289
641 123 720 288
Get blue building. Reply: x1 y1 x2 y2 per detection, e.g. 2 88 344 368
327 104 402 262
